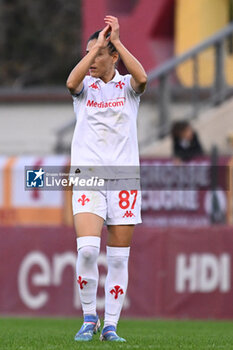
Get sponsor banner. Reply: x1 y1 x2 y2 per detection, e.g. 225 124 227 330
160 227 233 319
0 156 232 226
0 156 69 226
140 158 230 226
1 225 233 318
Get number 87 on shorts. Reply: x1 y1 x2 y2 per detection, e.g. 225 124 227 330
111 190 142 224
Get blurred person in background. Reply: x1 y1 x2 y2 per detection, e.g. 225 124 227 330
171 121 204 162
66 16 147 342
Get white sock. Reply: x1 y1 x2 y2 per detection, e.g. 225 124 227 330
104 246 130 329
76 236 100 317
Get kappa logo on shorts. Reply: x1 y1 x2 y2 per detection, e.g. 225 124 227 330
78 194 90 206
122 210 135 218
110 285 124 299
89 82 99 90
116 81 125 89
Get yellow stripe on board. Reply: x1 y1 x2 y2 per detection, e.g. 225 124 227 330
0 207 64 226
3 157 17 208
175 0 233 87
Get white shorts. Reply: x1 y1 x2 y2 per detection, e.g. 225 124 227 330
72 179 142 225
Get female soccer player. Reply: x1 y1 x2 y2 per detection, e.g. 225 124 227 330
66 15 147 342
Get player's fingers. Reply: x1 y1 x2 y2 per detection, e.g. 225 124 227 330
104 21 112 26
104 18 118 28
104 17 117 23
101 24 111 36
104 19 117 28
104 17 113 22
105 15 118 21
101 24 110 32
104 19 117 25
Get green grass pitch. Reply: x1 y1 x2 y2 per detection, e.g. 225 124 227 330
1 317 233 349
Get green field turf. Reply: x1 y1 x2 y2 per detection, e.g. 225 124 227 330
1 317 233 350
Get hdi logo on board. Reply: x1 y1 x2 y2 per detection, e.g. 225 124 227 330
176 254 231 293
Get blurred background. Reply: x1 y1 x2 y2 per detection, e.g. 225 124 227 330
1 0 233 319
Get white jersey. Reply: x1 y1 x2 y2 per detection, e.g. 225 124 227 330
71 70 141 178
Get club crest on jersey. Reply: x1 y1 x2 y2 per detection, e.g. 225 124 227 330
116 81 125 89
89 82 99 90
123 210 135 218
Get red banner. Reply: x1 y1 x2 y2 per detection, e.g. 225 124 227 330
1 226 233 319
141 158 230 227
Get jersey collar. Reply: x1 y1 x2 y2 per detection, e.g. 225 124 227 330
111 69 121 83
90 70 121 84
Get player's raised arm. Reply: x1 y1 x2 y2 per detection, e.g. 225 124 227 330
66 25 111 95
104 15 147 94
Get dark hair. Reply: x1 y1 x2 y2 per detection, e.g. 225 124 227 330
88 30 117 54
171 121 191 139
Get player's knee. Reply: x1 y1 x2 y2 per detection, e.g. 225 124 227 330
109 256 127 270
79 246 99 265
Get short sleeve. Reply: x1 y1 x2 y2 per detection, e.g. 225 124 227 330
72 85 84 97
124 74 143 98
72 76 89 115
71 75 89 98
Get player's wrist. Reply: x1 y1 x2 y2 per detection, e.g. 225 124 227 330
111 39 121 48
91 43 102 52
